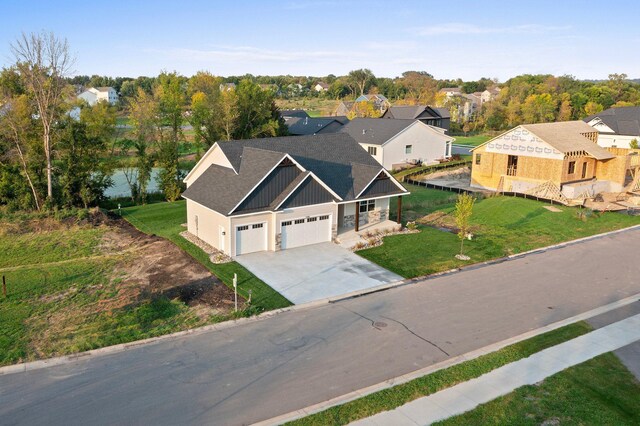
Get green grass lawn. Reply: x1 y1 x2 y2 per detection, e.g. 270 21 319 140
287 322 592 426
452 135 492 146
363 185 640 278
120 200 292 311
392 160 471 181
0 213 206 366
437 352 640 425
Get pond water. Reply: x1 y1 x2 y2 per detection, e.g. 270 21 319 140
105 168 162 198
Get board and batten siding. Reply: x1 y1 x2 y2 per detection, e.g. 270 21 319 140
235 164 301 213
186 199 231 255
280 177 335 209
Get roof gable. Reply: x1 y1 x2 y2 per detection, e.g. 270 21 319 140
341 118 417 145
584 106 640 136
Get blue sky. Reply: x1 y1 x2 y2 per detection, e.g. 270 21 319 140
1 0 639 81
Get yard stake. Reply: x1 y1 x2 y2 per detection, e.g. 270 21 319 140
233 273 238 312
2 275 6 297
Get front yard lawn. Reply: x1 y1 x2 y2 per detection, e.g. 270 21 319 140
437 352 640 425
120 200 292 311
362 185 640 278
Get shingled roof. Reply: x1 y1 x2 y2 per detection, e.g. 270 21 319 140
182 133 407 215
584 106 640 136
341 118 417 145
284 116 348 135
383 105 450 120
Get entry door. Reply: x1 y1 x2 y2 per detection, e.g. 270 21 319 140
507 155 518 176
235 223 267 255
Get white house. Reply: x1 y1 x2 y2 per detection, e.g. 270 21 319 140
341 118 453 169
584 106 640 148
314 82 329 92
182 133 408 257
77 87 118 106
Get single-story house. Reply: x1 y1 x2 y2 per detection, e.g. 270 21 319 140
280 109 310 119
284 116 349 136
381 105 451 132
314 82 329 92
355 94 390 112
584 106 640 148
77 87 118 106
471 120 638 200
182 133 409 256
341 118 453 169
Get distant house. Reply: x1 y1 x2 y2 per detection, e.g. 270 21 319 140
334 101 355 117
284 116 349 136
481 87 501 104
182 133 408 256
584 106 640 148
341 118 453 169
314 82 329 92
77 87 118 106
382 105 451 132
220 82 236 92
470 121 638 201
280 109 310 119
354 94 390 113
439 87 462 98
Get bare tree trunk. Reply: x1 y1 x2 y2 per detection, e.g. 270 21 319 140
14 137 41 211
43 124 53 200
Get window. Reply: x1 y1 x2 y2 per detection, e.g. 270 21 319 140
568 161 576 174
475 154 481 165
307 217 317 222
282 220 292 227
319 215 329 221
252 223 263 229
367 146 377 156
237 225 249 231
294 218 305 224
359 199 376 213
405 145 413 155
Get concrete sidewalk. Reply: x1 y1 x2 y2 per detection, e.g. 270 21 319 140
352 313 640 426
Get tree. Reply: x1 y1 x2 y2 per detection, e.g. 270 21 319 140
454 193 475 260
557 93 573 121
584 101 604 116
346 101 381 119
233 79 287 139
347 69 375 97
630 139 639 149
521 93 556 123
11 31 74 203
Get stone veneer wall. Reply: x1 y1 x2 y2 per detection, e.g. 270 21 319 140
343 208 389 228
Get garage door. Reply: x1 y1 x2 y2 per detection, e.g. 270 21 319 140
235 222 267 255
281 215 331 249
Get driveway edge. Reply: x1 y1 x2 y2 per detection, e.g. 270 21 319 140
2 224 639 377
252 292 640 426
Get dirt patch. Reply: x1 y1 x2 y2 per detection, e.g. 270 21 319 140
423 165 471 181
98 211 244 316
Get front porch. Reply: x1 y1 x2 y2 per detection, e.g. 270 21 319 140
336 219 402 249
337 196 404 233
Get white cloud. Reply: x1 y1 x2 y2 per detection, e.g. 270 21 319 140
411 23 571 36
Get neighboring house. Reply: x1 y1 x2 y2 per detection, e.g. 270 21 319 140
284 116 349 135
584 106 640 148
439 87 462 98
219 82 236 91
314 82 329 92
182 133 409 256
481 87 501 104
77 87 118 106
355 94 390 112
341 118 453 169
471 121 638 200
334 101 355 116
280 109 310 119
382 105 451 132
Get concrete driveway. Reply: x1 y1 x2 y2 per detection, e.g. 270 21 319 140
235 242 402 304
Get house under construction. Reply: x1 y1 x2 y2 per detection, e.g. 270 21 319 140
470 121 640 208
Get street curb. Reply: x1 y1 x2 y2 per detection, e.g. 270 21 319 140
252 292 640 426
2 224 639 377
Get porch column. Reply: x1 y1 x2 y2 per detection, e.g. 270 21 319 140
397 196 403 225
355 202 360 232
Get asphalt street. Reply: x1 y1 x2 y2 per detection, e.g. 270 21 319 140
1 228 639 426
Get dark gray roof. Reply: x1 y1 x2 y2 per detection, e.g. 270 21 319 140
280 109 310 119
584 106 640 136
284 116 347 135
182 148 285 215
340 118 416 145
383 105 449 120
183 133 407 215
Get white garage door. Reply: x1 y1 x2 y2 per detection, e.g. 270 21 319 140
281 215 331 249
235 222 267 255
